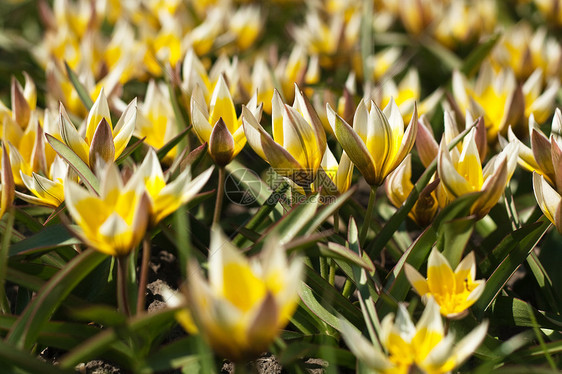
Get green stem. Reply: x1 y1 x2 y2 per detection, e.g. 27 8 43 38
319 257 328 280
117 255 131 317
328 259 336 286
333 209 340 234
342 279 355 298
360 186 377 246
136 236 151 314
0 207 15 313
213 167 226 225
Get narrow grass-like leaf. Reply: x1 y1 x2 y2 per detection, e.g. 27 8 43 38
64 61 93 110
319 242 374 272
233 181 289 246
115 136 145 165
302 187 356 236
45 134 100 194
6 249 107 349
70 305 127 327
367 124 476 258
277 340 355 369
157 127 190 161
0 339 73 374
267 194 319 245
0 315 100 350
226 160 284 217
298 281 341 330
304 267 364 329
437 216 476 268
9 224 80 257
473 219 551 315
526 251 561 314
144 336 204 372
420 35 462 71
490 296 562 330
59 307 177 368
460 32 501 76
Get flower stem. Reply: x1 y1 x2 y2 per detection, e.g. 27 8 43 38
0 207 15 313
333 209 340 234
117 255 131 317
136 235 151 314
213 166 226 225
359 186 377 246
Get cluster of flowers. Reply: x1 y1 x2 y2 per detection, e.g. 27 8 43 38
2 0 562 371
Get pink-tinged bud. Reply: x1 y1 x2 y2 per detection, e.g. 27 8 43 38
416 115 438 168
11 76 30 128
209 118 235 167
89 118 116 168
531 128 554 181
1 144 15 218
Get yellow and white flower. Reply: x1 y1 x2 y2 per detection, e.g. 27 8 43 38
135 80 179 162
405 249 485 318
127 149 213 224
385 154 439 226
340 297 489 374
507 109 562 189
64 162 150 257
17 156 69 208
437 127 519 217
175 226 303 362
191 75 261 166
533 172 562 232
57 88 137 168
327 98 418 186
243 86 326 186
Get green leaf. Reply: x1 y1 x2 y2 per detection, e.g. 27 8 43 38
367 124 477 258
303 267 364 329
319 242 374 272
277 340 355 369
59 307 178 369
232 181 290 246
473 219 551 315
0 339 73 374
45 134 100 194
376 193 481 317
267 194 320 245
70 305 127 327
225 160 284 217
115 136 146 165
301 187 356 236
420 35 462 72
157 127 191 161
6 249 108 349
489 296 562 330
64 61 93 110
144 336 204 372
298 281 341 331
460 32 501 76
9 224 80 257
437 216 476 268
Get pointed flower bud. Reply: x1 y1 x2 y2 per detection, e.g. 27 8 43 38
243 87 326 187
0 144 15 218
191 75 260 166
327 98 418 186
